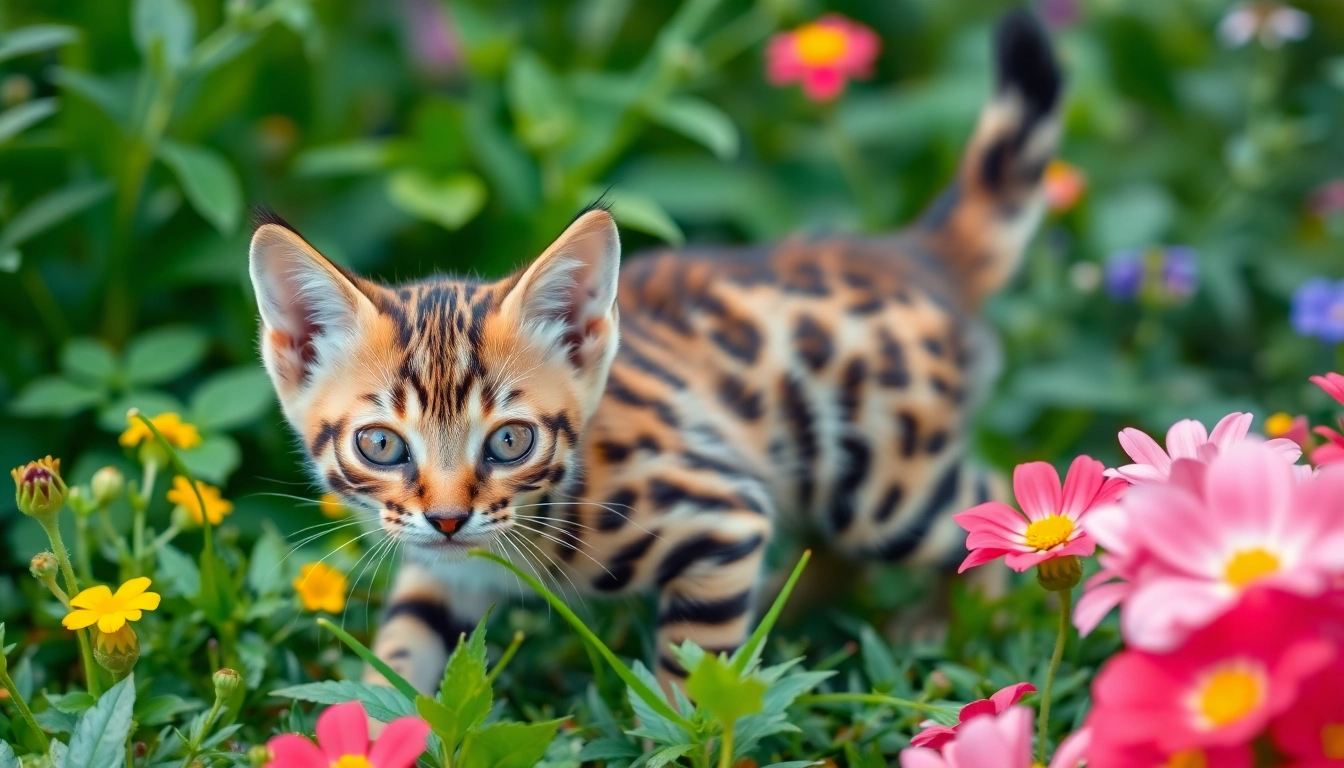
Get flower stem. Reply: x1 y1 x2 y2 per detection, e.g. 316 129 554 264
39 518 102 697
718 723 735 768
1037 588 1073 764
485 631 525 687
0 666 50 752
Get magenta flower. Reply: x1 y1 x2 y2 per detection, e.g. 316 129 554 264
265 701 430 768
911 683 1037 750
766 15 879 101
1082 442 1344 651
1106 412 1301 484
900 706 1090 768
954 455 1126 573
1312 372 1344 406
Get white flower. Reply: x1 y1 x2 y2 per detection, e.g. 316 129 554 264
1218 3 1310 49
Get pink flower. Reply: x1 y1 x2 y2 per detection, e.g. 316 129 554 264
1085 592 1333 757
1106 412 1301 484
900 706 1089 768
1312 372 1344 406
1270 652 1344 763
766 15 879 101
1084 442 1344 651
1043 160 1087 213
1084 740 1253 768
265 701 430 768
1313 426 1344 467
911 683 1037 749
954 455 1126 573
1310 181 1344 218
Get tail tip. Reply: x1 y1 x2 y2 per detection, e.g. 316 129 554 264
994 10 1061 116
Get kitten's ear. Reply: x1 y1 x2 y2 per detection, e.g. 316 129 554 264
503 208 621 372
249 221 373 397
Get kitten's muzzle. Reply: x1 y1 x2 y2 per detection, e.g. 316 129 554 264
425 510 471 539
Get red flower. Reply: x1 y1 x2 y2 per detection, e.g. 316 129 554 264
1270 654 1344 763
910 683 1037 749
265 701 430 768
766 15 879 101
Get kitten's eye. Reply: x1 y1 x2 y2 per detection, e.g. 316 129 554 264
484 423 535 463
355 427 409 466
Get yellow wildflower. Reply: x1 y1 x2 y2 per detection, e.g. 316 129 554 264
166 476 234 526
119 412 202 450
293 562 348 613
1265 412 1295 437
319 493 348 519
62 577 161 633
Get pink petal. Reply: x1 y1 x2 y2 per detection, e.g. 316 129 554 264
959 699 996 721
1205 441 1294 531
1165 418 1210 460
954 502 1029 540
1049 728 1092 768
1012 462 1062 521
368 717 432 768
1127 486 1224 577
1074 581 1131 636
316 701 370 761
910 725 958 750
899 747 951 768
265 735 329 768
1117 428 1171 473
1264 437 1303 464
1121 577 1233 652
1208 412 1252 449
800 68 846 101
1110 463 1169 484
1311 373 1344 406
1060 456 1105 519
959 547 1011 573
989 683 1037 713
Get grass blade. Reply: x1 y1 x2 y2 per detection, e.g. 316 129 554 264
316 618 420 702
732 550 810 675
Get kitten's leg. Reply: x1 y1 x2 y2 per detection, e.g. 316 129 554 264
650 511 773 694
362 562 477 695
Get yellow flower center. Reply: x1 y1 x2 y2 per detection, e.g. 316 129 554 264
1223 548 1279 588
1264 412 1295 436
794 24 848 66
333 757 373 768
1323 723 1344 759
1195 667 1264 728
1024 515 1074 551
1163 750 1206 768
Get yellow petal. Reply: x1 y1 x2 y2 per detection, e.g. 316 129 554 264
124 609 142 622
115 577 152 600
123 592 161 612
97 613 127 633
62 610 99 630
69 584 112 609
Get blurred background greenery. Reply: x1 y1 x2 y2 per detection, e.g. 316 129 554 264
1 0 1343 745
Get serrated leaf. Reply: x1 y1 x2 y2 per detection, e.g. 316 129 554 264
0 98 58 145
387 170 487 231
648 96 739 160
272 681 415 724
66 674 136 768
685 652 766 726
48 739 68 768
189 366 273 431
458 720 562 768
0 179 112 250
577 737 642 761
61 337 118 386
860 624 898 691
645 743 694 768
420 615 492 751
132 0 194 74
0 25 78 63
124 325 207 386
625 662 686 745
0 739 18 768
157 141 242 234
10 376 105 417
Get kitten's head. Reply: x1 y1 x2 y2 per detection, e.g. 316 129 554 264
248 208 620 558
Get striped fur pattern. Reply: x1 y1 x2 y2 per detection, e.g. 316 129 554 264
249 11 1063 694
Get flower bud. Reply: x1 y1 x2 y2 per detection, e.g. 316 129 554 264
93 625 141 676
213 668 242 700
91 467 125 507
29 552 58 582
1036 555 1083 592
247 745 272 767
11 456 67 523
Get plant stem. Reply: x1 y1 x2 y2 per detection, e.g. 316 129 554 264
178 695 225 768
717 723 735 768
74 514 94 583
39 518 102 697
0 666 50 752
1037 588 1073 764
132 458 157 575
485 631 525 687
795 692 949 715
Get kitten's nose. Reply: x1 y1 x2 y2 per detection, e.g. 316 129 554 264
425 510 470 538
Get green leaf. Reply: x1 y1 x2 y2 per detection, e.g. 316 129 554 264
761 762 823 768
506 50 575 150
0 738 18 768
179 435 240 484
645 744 694 768
134 694 198 727
0 98 59 145
61 337 118 386
156 544 201 598
246 529 289 596
51 68 131 127
859 624 898 691
733 550 810 674
97 390 185 432
458 720 563 768
577 737 642 761
272 681 415 724
581 186 683 245
132 0 195 74
48 739 67 768
0 25 78 63
157 141 242 234
294 140 393 177
317 618 420 701
387 170 487 231
189 366 273 431
685 652 766 726
123 325 208 386
0 249 17 272
417 614 493 751
66 674 136 768
10 376 104 417
647 96 739 160
0 179 112 250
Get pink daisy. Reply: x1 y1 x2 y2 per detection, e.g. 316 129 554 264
766 15 879 101
1270 653 1344 763
1106 412 1301 484
954 455 1126 573
1311 372 1344 406
900 706 1089 768
1083 442 1344 652
910 683 1036 750
265 701 430 768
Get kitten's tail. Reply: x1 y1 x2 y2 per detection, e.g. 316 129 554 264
917 10 1062 305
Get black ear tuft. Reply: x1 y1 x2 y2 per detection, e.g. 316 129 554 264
570 191 614 226
251 205 303 236
994 10 1062 120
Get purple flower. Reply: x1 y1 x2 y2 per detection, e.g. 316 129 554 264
1103 246 1200 303
1037 0 1079 29
400 0 458 79
1291 278 1344 343
1160 246 1199 299
1104 250 1144 300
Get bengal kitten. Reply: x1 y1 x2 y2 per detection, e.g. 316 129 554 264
249 10 1062 694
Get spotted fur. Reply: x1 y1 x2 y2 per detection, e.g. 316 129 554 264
249 11 1062 694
